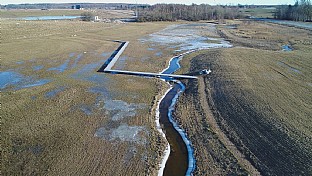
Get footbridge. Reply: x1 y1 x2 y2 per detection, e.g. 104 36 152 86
97 41 200 79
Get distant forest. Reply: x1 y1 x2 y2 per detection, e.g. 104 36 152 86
137 4 242 22
275 0 312 21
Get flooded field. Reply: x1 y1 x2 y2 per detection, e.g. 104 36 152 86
1 18 172 175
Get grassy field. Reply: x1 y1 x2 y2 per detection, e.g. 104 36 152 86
240 7 276 18
177 20 312 175
1 12 179 175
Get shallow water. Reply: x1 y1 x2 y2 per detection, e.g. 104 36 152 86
114 56 128 70
282 45 293 51
20 15 81 21
142 24 232 52
45 86 66 98
32 65 44 71
80 105 93 115
155 52 163 56
0 71 23 89
71 53 83 68
0 70 51 90
48 59 70 73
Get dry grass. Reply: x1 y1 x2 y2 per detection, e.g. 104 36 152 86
1 16 176 175
0 9 134 19
177 20 312 175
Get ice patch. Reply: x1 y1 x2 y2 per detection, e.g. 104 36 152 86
143 24 232 51
94 124 146 144
104 100 145 121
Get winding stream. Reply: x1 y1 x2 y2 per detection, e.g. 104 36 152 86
150 24 231 176
158 54 195 176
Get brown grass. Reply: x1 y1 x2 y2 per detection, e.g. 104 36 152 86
1 16 176 175
177 20 312 175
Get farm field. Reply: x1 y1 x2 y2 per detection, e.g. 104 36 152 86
176 20 312 175
1 10 179 175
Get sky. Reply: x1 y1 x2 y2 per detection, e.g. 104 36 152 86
1 0 296 5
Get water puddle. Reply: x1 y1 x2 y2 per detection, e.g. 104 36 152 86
147 48 156 51
79 105 93 115
155 52 163 57
101 52 112 57
16 61 24 64
32 65 44 71
0 70 51 90
71 53 83 68
113 56 128 70
0 71 23 89
19 15 81 21
282 45 293 51
45 86 66 98
48 59 70 73
142 24 232 52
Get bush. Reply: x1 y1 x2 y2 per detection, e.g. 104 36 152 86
81 12 94 21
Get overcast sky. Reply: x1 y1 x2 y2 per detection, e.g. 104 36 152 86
1 0 296 5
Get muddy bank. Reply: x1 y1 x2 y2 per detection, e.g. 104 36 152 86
176 49 312 175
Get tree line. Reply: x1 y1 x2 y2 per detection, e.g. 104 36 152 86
275 0 312 21
137 4 242 22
